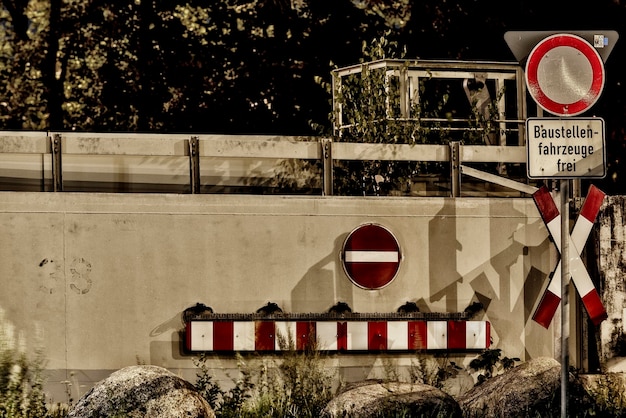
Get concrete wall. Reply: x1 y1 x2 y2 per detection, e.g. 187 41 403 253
599 196 626 366
0 192 556 402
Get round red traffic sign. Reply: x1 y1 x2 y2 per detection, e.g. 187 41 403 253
525 33 605 116
341 224 401 290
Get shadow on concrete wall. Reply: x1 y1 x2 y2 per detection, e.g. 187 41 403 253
428 200 462 312
290 232 353 313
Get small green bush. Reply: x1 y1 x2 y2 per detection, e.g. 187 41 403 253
194 331 334 418
0 310 48 418
580 371 626 417
468 348 520 385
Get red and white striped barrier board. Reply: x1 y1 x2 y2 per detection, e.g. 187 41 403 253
186 320 490 352
532 185 607 328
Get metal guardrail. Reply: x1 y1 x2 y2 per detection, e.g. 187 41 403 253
0 131 532 196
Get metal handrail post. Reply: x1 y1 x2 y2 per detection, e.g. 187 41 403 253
321 138 333 196
51 133 63 192
450 141 461 197
189 136 200 194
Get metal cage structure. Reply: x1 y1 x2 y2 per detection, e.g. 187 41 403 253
331 59 527 147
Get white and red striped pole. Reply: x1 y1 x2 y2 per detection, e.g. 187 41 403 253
532 185 607 328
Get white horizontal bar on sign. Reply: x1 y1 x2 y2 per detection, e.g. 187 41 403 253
427 321 448 350
333 143 448 162
461 145 526 163
59 132 190 156
465 321 489 350
346 322 369 350
0 132 49 154
345 251 399 262
190 321 213 351
316 322 338 351
197 135 321 159
233 322 255 351
387 321 409 350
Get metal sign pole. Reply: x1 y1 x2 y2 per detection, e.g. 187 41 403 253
560 179 570 418
507 31 614 418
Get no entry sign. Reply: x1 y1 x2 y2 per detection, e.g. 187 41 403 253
342 224 401 289
525 33 605 116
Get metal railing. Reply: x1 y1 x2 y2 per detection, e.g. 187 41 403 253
0 61 541 196
0 131 535 196
332 59 527 147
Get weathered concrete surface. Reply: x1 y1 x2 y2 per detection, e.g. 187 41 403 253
68 365 215 417
0 192 554 401
321 380 462 418
456 357 560 417
599 196 626 362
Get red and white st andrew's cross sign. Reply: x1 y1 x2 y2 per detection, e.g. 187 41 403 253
532 185 607 328
342 224 401 290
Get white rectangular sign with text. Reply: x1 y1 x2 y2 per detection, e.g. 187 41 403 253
526 117 606 179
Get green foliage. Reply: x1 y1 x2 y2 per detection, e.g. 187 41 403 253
408 356 461 390
468 348 520 385
194 332 334 418
192 353 224 411
219 358 255 418
263 331 334 417
340 404 457 418
0 310 48 418
583 372 626 417
0 0 50 130
0 0 384 134
194 353 255 418
46 404 70 418
462 84 506 147
331 34 448 196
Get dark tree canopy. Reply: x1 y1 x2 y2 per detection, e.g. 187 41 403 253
0 0 625 192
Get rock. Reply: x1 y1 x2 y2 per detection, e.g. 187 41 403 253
68 365 215 418
321 379 462 418
456 357 560 417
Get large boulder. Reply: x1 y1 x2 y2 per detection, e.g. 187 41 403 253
456 357 561 417
68 365 215 418
321 380 462 418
